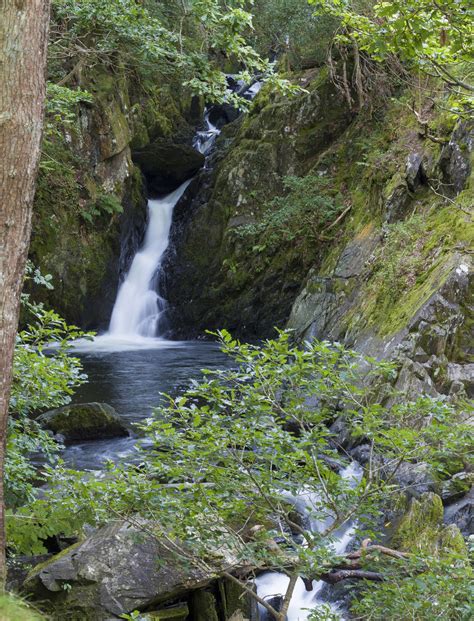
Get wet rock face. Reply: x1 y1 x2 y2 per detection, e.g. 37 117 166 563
439 119 474 196
163 71 352 338
37 403 129 444
132 140 205 194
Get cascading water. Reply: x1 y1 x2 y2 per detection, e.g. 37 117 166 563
194 110 220 156
108 181 191 339
90 110 221 348
255 462 363 621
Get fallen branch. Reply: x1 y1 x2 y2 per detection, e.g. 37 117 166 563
346 540 410 561
321 569 384 584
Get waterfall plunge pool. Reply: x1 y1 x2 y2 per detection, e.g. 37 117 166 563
63 340 231 470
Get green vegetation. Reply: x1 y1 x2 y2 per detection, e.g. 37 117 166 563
233 175 344 255
49 0 294 107
8 332 472 618
310 0 474 115
8 2 472 619
7 265 88 509
0 594 45 621
352 553 473 620
252 0 338 68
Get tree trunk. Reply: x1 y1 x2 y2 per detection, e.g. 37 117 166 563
0 0 51 587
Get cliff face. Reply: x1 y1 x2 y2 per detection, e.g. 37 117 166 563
31 61 472 402
30 67 202 329
162 70 353 337
163 69 472 396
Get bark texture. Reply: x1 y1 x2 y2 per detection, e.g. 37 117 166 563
0 0 51 585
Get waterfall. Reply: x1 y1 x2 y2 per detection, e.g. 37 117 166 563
194 111 220 155
98 111 221 346
255 462 363 621
108 181 191 339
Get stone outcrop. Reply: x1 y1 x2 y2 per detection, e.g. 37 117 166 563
25 520 248 621
132 140 205 194
162 70 353 338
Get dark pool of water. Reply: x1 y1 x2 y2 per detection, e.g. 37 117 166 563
63 341 230 470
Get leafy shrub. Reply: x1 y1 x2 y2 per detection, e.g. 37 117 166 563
80 193 124 224
6 265 89 508
352 553 473 621
10 332 468 568
252 0 338 69
234 175 344 253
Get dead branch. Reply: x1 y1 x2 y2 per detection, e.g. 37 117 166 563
321 569 384 584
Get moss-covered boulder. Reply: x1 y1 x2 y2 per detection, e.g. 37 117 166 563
392 492 466 555
37 403 128 443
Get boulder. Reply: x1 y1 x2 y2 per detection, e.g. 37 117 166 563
132 139 205 194
390 461 438 499
391 492 466 554
37 403 128 443
24 520 216 620
24 521 246 620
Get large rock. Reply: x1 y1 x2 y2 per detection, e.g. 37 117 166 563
391 492 466 554
37 403 128 443
132 139 205 194
24 522 248 621
161 70 352 339
25 521 216 620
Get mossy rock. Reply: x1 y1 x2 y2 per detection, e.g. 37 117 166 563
143 604 189 620
392 492 467 556
189 589 219 621
36 402 129 443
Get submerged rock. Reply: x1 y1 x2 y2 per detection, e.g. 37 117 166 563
37 402 128 443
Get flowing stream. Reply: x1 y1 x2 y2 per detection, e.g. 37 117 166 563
256 462 363 621
68 99 359 620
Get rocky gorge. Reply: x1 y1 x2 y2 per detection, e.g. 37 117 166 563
11 10 474 620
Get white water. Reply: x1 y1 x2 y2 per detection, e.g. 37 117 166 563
108 180 192 339
256 462 363 621
72 111 222 354
194 111 220 155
